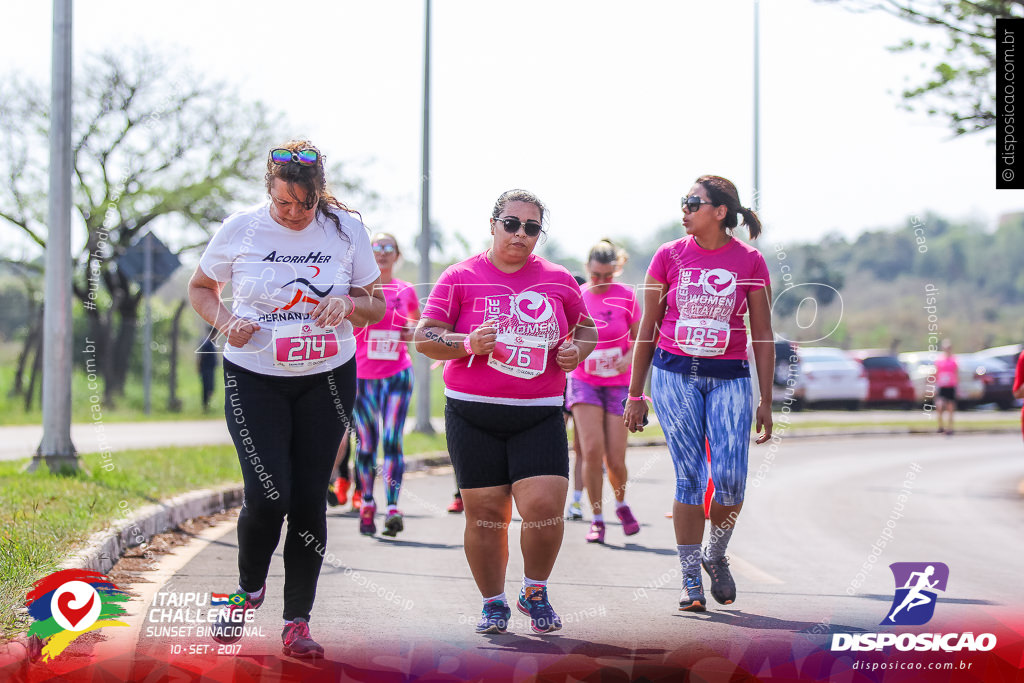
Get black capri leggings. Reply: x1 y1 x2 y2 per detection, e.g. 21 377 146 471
223 357 356 622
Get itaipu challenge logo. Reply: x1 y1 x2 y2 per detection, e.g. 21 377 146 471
25 569 129 661
882 562 949 626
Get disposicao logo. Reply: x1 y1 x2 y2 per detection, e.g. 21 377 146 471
883 562 949 626
831 562 996 653
25 569 129 661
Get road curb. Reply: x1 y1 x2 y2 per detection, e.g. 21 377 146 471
60 483 245 574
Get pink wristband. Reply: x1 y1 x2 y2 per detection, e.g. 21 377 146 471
627 394 649 402
343 294 355 319
463 335 474 356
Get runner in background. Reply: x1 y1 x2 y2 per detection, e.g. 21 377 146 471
934 339 958 436
326 430 354 508
568 240 641 543
415 189 597 635
188 141 384 658
624 175 773 613
353 233 421 536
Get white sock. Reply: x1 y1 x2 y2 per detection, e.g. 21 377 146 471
239 585 264 601
387 505 398 515
615 500 627 510
483 592 507 605
592 513 604 523
523 576 547 589
572 490 583 504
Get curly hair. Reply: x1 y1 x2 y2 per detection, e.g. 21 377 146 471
265 139 359 236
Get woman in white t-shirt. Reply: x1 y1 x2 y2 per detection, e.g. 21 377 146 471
188 141 384 658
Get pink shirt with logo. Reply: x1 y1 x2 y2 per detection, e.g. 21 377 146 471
648 236 770 361
570 282 640 387
934 355 958 387
354 279 420 380
421 252 589 405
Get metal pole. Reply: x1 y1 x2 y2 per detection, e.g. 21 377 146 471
753 0 761 211
414 0 434 434
143 233 153 415
31 0 78 472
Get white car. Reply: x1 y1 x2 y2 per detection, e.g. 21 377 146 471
795 346 869 409
896 351 984 406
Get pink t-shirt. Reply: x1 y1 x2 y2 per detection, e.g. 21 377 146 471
421 252 589 405
570 282 640 387
354 279 420 380
648 236 770 360
934 355 958 387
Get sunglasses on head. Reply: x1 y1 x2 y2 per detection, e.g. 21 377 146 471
494 216 543 237
681 195 716 213
270 148 319 165
372 243 396 254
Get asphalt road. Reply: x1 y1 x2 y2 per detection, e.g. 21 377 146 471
83 432 1023 681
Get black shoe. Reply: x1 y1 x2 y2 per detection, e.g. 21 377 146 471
382 511 404 537
702 552 737 604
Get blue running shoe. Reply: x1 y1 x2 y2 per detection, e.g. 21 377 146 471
679 573 706 612
517 585 562 634
475 600 511 634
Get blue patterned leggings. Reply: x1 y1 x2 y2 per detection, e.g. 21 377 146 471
652 367 752 506
354 368 413 507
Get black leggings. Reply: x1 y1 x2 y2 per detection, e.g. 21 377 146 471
223 358 355 622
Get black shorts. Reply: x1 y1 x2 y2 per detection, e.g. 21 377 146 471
938 386 957 401
445 397 569 489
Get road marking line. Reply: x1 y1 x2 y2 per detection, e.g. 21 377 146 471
728 553 783 585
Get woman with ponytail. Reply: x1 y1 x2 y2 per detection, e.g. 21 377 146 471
623 175 774 612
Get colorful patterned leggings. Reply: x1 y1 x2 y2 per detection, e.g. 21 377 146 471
354 368 413 507
651 366 752 506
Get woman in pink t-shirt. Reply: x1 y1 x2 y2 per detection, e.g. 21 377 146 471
934 339 959 435
415 189 598 635
624 175 774 613
567 240 642 544
352 233 421 537
1013 349 1024 441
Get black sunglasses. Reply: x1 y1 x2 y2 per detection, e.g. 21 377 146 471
270 148 319 165
494 216 543 237
681 195 716 213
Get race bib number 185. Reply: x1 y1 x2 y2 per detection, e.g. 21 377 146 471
674 319 729 357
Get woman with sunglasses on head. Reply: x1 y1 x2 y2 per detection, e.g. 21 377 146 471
352 233 421 536
189 141 385 658
415 189 597 635
623 175 773 613
568 239 642 544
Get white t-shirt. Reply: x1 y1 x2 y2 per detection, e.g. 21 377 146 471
199 202 380 377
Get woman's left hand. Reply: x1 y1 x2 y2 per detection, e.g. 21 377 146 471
556 341 581 371
753 401 773 444
311 296 353 328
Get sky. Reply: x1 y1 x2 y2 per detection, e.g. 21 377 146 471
2 0 1021 262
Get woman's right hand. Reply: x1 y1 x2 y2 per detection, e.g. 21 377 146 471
467 320 497 355
623 398 649 433
224 317 261 348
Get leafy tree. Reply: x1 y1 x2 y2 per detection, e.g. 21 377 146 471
0 49 281 403
819 0 1024 135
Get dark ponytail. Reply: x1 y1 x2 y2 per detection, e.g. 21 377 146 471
695 174 762 240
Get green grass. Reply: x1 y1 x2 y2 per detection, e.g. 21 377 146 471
0 445 242 639
0 431 450 641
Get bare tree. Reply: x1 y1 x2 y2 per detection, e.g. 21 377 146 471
819 1 1024 135
0 48 279 402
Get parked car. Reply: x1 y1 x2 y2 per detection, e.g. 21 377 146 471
772 339 804 405
958 354 1017 410
974 343 1024 369
849 349 915 407
795 346 868 409
897 352 984 407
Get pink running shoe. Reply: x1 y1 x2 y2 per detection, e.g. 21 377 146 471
585 521 605 544
616 504 640 536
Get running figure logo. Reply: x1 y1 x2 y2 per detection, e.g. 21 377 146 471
882 562 949 625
